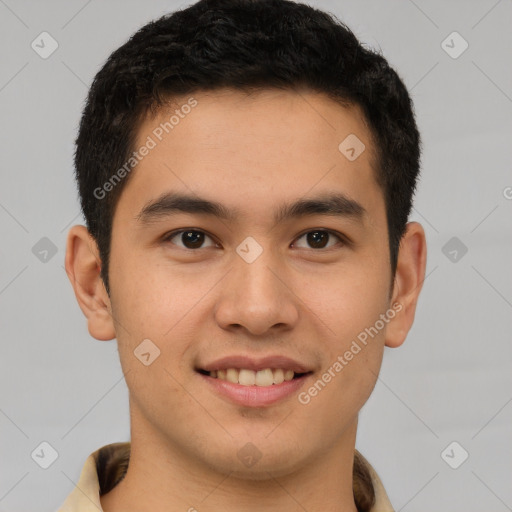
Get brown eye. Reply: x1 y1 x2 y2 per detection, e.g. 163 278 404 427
164 230 216 250
293 230 343 250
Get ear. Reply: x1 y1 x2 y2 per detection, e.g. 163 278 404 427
64 225 116 341
385 221 427 348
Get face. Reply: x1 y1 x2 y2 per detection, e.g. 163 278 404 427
106 89 395 477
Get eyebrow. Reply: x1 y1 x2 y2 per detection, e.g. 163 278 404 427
135 191 366 226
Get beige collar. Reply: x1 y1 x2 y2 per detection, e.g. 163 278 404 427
57 442 394 511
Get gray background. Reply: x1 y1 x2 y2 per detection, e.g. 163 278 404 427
0 0 511 510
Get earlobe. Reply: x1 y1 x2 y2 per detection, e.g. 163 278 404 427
385 222 427 348
65 225 116 341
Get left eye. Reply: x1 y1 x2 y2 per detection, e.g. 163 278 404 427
164 229 343 250
293 230 343 250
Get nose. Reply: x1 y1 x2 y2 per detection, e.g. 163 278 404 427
214 250 300 337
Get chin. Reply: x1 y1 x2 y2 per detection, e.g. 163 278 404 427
198 435 313 480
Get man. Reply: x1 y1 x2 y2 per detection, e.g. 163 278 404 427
60 0 426 510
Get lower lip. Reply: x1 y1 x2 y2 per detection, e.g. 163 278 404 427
199 373 310 407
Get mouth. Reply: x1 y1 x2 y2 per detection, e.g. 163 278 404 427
195 356 314 407
196 367 311 387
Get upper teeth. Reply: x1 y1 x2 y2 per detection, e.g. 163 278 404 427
209 368 295 386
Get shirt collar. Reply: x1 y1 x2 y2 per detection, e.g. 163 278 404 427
57 442 394 511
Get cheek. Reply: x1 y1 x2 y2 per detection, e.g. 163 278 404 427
109 269 195 420
109 251 183 337
305 259 391 344
298 259 390 410
108 254 215 377
298 329 384 433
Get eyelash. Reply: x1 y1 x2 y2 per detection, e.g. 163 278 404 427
161 228 349 251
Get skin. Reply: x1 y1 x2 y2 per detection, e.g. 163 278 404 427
66 88 426 512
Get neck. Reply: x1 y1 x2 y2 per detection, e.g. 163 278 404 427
100 405 359 512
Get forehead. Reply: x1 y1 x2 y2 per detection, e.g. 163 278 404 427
117 88 384 226
140 88 376 164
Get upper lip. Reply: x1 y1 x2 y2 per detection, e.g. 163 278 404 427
198 355 312 373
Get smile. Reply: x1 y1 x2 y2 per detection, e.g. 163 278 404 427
204 368 300 387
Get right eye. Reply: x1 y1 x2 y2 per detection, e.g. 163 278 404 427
162 229 219 250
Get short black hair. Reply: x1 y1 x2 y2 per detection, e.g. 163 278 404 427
75 0 420 298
